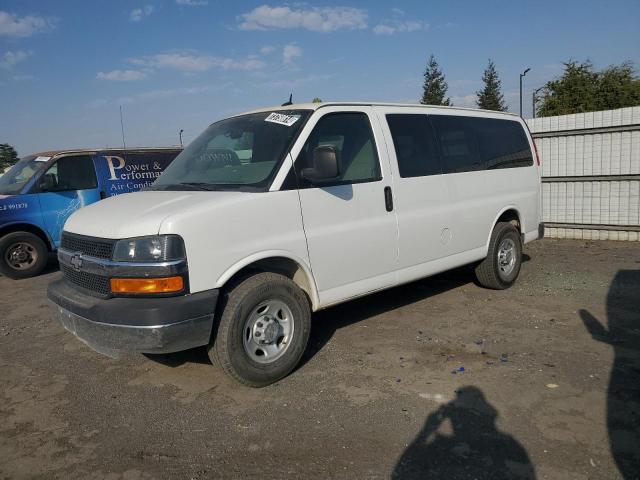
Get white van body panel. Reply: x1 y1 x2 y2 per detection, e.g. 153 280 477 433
157 189 311 298
284 105 399 306
373 106 454 273
61 102 541 313
64 189 314 304
64 191 201 239
371 105 541 288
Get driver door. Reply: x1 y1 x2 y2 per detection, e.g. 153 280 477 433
293 107 399 306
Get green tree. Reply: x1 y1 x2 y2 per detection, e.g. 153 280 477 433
596 62 640 111
420 54 452 106
537 60 640 116
476 59 507 111
0 144 18 170
312 97 322 103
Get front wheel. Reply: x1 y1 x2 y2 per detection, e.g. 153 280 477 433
209 272 311 387
475 222 523 290
0 231 49 279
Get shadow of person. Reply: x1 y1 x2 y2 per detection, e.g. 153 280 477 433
392 386 536 479
580 269 640 479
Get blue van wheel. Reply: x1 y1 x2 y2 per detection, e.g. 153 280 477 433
0 232 48 279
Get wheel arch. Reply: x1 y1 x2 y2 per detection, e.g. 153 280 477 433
216 251 320 311
0 222 54 251
485 207 522 251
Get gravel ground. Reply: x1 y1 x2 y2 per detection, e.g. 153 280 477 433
1 239 639 480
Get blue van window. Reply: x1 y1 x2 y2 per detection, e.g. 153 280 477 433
42 156 97 191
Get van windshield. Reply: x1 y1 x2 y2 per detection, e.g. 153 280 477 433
150 110 311 192
0 155 49 195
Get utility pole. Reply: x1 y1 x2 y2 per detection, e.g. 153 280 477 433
179 129 184 148
519 68 530 117
532 86 545 119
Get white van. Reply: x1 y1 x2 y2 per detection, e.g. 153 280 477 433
48 103 543 387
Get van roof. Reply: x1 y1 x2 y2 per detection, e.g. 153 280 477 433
24 147 182 159
236 102 520 118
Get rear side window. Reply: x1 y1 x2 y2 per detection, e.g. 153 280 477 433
386 114 442 178
296 112 381 186
430 115 483 173
475 118 534 169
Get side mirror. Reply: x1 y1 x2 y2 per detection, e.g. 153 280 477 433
301 145 340 184
38 173 57 192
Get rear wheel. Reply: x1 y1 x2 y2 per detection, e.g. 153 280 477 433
209 272 311 387
0 232 48 279
475 222 522 290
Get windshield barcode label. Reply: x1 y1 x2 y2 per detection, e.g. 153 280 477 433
265 112 300 127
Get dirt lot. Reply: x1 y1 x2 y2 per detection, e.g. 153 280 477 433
1 239 639 479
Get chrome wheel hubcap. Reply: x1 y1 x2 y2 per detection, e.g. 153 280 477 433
243 300 294 364
6 242 38 271
497 238 517 277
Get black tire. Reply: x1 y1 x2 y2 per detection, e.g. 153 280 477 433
475 222 523 290
0 231 48 279
209 272 311 387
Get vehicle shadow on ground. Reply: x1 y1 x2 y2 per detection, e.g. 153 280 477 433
147 254 532 370
300 264 477 367
580 269 640 479
147 265 479 369
391 386 536 479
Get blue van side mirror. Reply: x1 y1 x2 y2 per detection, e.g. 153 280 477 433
38 174 57 192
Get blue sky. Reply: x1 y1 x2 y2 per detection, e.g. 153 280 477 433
1 0 639 156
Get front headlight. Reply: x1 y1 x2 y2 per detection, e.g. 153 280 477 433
112 235 186 263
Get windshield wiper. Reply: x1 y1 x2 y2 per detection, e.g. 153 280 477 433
145 182 214 191
178 182 216 190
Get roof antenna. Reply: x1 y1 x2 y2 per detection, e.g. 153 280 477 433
119 105 127 150
281 93 293 106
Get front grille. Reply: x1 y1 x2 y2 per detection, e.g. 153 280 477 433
61 232 115 260
60 263 111 297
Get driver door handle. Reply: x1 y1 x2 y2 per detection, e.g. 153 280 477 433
384 186 393 212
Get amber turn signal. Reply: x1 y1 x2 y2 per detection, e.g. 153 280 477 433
110 276 184 294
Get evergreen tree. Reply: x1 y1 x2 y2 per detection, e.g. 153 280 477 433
476 59 507 111
312 97 322 103
420 54 451 106
0 144 18 171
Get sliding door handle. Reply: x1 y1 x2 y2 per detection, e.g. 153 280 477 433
384 186 393 212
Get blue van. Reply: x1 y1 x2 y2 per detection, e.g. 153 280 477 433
0 148 181 278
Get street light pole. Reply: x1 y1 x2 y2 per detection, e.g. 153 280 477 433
532 86 545 119
519 67 530 117
179 129 184 148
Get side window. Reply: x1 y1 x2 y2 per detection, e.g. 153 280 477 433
386 114 442 177
430 115 483 173
41 156 97 191
296 112 381 185
475 118 534 169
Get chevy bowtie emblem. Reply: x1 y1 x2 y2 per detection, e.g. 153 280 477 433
70 253 83 271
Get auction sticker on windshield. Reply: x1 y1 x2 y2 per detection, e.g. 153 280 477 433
265 112 300 127
34 156 51 162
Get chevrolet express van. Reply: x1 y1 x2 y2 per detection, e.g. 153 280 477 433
0 148 180 278
48 103 543 387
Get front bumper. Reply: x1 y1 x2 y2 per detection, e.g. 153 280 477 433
48 278 219 357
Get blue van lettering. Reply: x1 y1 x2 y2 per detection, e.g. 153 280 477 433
0 202 28 211
105 156 126 180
